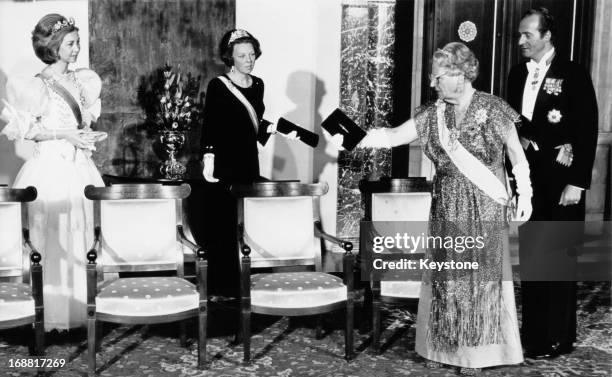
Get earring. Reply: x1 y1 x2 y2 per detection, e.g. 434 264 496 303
230 66 236 73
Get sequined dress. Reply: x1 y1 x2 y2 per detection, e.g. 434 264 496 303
413 91 524 368
1 69 104 330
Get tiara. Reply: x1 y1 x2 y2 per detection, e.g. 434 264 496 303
51 17 75 34
228 29 250 45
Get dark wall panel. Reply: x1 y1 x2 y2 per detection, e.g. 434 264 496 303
498 0 594 98
421 0 594 101
391 0 415 178
89 0 235 177
422 0 497 101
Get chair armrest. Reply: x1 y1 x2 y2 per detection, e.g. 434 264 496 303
236 223 252 257
314 222 356 290
21 228 39 284
25 239 43 308
237 223 252 303
88 226 101 256
22 228 43 285
314 221 353 253
86 226 100 309
177 225 203 263
86 226 101 267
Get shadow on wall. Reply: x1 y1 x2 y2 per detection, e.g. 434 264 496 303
273 71 307 179
274 70 335 182
0 68 24 185
309 72 337 183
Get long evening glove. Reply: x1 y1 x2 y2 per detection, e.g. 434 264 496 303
511 161 533 223
202 153 219 183
359 128 392 148
326 128 391 150
267 123 301 141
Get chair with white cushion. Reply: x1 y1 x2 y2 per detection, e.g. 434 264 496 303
0 186 43 355
359 178 432 352
84 183 207 373
231 182 355 362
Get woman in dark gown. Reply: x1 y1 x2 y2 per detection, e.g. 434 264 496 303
199 29 271 296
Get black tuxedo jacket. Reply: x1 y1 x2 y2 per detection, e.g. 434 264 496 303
507 57 598 189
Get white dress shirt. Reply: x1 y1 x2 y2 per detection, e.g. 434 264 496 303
521 48 556 151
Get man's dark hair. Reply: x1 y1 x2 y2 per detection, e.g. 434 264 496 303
523 7 556 43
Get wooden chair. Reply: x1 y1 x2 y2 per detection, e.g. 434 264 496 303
0 186 44 355
84 183 207 373
231 181 355 362
359 178 432 353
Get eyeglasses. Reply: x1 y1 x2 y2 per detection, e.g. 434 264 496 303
429 71 462 84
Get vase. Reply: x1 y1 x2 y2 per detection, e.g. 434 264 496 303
158 130 186 179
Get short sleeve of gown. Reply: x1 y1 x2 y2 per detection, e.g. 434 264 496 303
488 96 520 143
75 68 102 126
0 76 50 140
412 102 435 148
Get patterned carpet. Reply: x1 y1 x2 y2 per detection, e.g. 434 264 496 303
0 282 610 377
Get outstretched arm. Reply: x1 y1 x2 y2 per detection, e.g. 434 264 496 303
361 118 419 148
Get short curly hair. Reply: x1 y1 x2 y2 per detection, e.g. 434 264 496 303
219 29 262 67
432 42 479 82
32 14 79 65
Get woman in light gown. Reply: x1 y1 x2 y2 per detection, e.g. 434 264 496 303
352 43 533 374
0 14 104 331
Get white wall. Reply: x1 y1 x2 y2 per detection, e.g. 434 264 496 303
237 0 342 235
0 0 89 185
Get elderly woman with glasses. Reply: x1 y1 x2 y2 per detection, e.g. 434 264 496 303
357 42 533 374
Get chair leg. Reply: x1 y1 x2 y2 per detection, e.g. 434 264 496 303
179 320 187 347
315 315 324 340
95 322 102 352
242 305 251 363
372 297 381 353
345 302 354 361
87 316 96 374
33 321 44 356
198 309 207 368
233 327 243 345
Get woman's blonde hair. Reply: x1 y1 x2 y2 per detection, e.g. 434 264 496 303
432 42 479 82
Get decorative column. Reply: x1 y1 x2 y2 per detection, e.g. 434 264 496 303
589 0 612 228
336 0 395 246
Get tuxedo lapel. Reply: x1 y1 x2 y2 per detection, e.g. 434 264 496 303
513 64 529 112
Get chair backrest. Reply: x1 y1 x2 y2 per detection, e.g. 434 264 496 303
361 179 432 294
232 182 328 269
360 178 432 259
361 178 432 221
0 187 37 279
372 192 431 221
84 184 191 274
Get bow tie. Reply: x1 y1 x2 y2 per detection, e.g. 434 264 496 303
526 60 546 74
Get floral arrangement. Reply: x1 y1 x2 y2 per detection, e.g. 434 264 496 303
153 64 203 132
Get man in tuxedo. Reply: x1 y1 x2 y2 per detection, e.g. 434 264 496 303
506 7 598 358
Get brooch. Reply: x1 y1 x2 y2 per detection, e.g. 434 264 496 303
474 109 488 124
543 78 563 96
547 109 563 124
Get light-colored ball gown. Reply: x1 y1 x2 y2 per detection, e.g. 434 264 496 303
1 69 104 331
